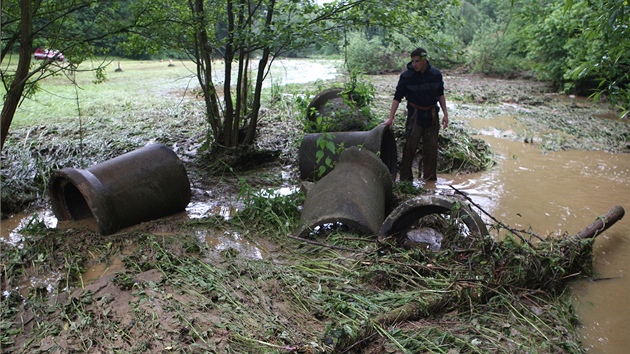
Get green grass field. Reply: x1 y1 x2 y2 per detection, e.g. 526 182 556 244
4 59 200 128
3 57 342 129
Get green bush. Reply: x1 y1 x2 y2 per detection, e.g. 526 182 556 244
342 32 402 74
466 18 526 75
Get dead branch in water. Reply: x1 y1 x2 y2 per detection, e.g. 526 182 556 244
449 184 545 245
575 205 625 239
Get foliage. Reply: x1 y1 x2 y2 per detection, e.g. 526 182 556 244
455 0 628 115
341 72 376 109
315 133 342 178
438 122 496 174
341 31 402 74
237 180 304 232
456 0 526 75
563 0 629 116
300 73 378 134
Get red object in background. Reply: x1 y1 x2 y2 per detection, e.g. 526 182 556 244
34 48 65 62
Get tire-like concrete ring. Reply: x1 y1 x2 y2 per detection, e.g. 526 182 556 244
379 196 488 242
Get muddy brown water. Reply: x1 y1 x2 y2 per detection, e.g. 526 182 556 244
433 124 630 353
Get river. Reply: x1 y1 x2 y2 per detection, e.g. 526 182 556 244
434 115 630 354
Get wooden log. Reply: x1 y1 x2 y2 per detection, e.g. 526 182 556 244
575 205 625 239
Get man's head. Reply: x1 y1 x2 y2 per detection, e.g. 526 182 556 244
410 47 428 72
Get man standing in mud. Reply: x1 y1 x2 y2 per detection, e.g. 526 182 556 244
383 47 449 181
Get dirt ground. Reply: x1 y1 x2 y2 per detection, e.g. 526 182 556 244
1 71 628 353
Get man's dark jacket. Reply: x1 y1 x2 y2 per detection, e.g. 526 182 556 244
393 61 444 114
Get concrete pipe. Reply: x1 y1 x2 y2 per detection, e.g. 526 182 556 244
298 124 397 181
306 88 370 131
379 196 489 243
48 143 191 235
306 88 346 121
297 147 393 238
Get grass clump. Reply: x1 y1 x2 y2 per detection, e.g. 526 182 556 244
438 122 496 174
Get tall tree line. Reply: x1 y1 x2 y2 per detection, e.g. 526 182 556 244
457 0 628 115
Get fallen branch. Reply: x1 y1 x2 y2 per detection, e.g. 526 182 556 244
575 205 625 239
449 184 544 245
334 294 454 354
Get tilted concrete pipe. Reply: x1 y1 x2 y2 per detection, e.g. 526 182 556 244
48 143 191 235
297 146 393 238
298 124 397 181
306 88 347 122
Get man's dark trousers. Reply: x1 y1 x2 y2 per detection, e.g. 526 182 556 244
400 107 439 181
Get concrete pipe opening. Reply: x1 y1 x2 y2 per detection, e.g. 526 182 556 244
298 124 397 181
48 143 191 235
379 196 489 249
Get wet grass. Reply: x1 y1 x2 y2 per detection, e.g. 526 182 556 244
1 182 592 353
2 59 199 128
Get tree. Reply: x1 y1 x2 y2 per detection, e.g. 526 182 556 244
458 0 629 115
564 0 629 116
130 0 458 151
2 0 460 152
1 0 147 150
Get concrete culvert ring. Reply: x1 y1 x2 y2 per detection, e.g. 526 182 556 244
306 88 346 122
305 88 371 132
379 196 488 250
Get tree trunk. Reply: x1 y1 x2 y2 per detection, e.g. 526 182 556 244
232 2 249 147
221 0 237 148
245 0 276 145
190 0 221 146
1 0 33 150
234 51 249 146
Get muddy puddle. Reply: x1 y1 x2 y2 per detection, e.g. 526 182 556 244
1 185 297 290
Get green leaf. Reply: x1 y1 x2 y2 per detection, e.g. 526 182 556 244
326 141 336 154
316 150 324 163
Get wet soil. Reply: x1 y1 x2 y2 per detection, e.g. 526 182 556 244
1 70 628 353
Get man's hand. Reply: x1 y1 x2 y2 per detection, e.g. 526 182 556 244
442 112 449 129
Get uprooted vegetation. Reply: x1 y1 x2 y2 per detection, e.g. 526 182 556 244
1 72 628 353
0 183 599 353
